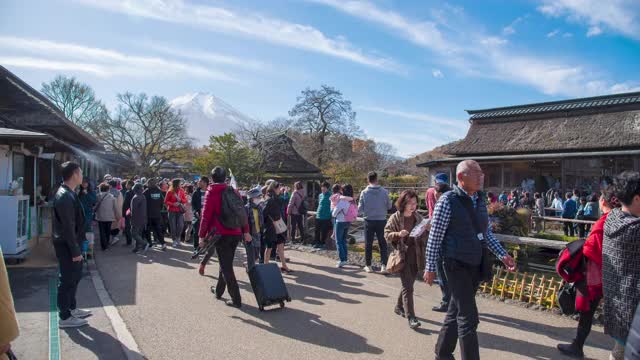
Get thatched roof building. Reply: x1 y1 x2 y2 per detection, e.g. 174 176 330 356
261 133 325 182
418 91 640 194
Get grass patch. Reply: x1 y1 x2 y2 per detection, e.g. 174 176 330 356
348 243 381 262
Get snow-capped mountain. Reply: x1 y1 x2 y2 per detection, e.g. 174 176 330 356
170 92 254 145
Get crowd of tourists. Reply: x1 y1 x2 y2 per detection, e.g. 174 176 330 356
3 159 640 360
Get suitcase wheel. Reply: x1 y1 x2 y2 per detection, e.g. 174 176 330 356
259 305 265 312
286 297 292 302
279 301 285 309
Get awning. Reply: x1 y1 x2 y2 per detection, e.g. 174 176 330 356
417 149 640 167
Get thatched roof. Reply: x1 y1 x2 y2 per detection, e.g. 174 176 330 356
262 133 323 175
0 65 102 150
447 91 640 156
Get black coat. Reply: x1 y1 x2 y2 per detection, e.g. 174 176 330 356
144 186 164 220
53 184 85 258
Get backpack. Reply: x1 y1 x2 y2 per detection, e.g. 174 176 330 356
219 186 248 229
344 203 358 222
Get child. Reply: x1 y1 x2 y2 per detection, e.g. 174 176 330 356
244 187 263 270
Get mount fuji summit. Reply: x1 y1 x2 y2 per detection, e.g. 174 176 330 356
170 92 254 145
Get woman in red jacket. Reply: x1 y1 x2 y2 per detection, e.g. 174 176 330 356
165 178 187 248
557 184 620 358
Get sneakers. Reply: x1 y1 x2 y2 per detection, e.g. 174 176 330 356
336 261 347 268
110 236 120 246
394 306 406 318
198 264 205 276
557 343 584 358
70 308 92 318
408 317 421 329
380 265 388 274
432 303 448 313
160 244 167 251
59 316 88 328
142 243 150 255
225 300 241 308
364 266 373 273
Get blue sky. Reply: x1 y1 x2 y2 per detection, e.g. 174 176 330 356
1 0 639 157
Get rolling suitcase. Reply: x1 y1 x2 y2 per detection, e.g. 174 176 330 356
249 263 291 311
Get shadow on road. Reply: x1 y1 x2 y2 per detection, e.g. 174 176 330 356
64 325 136 359
232 305 384 355
479 313 612 351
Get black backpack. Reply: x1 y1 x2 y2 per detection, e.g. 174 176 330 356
219 186 248 229
297 192 307 215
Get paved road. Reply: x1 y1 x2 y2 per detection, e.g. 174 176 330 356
8 239 614 360
86 241 613 360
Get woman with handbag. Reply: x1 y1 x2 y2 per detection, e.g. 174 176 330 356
557 184 620 358
384 190 427 330
263 181 292 273
164 178 187 248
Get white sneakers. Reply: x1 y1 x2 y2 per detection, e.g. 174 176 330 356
336 261 347 268
71 308 92 318
59 316 88 328
363 265 387 273
110 236 120 246
380 265 388 274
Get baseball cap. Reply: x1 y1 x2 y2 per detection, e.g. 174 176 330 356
435 173 449 185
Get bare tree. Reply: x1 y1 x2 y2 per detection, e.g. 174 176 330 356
289 85 360 167
41 75 108 128
88 92 191 175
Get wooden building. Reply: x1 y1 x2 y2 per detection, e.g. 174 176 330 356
418 91 640 194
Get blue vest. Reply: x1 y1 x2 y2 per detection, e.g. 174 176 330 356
442 186 489 266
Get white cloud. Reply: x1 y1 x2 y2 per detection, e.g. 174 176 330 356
547 29 560 37
313 0 636 97
432 69 444 78
0 36 238 82
358 105 467 139
537 0 640 40
587 26 603 37
142 42 268 71
74 0 403 73
563 32 574 38
502 16 525 36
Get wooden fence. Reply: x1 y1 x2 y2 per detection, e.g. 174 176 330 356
479 266 564 309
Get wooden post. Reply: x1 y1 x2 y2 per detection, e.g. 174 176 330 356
529 274 537 303
519 273 527 301
538 275 547 305
511 271 520 300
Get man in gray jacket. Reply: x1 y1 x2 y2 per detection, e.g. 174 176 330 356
358 171 392 273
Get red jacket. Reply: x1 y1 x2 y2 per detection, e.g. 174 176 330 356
581 211 607 307
164 189 187 213
198 183 249 238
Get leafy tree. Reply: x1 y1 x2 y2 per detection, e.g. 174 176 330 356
41 75 108 128
193 133 261 185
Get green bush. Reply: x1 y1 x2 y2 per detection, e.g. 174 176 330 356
488 203 530 236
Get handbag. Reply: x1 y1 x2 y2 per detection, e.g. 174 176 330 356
386 237 406 274
558 282 577 315
270 216 288 234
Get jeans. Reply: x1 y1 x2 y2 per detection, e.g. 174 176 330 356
314 218 331 247
145 217 165 245
192 217 200 251
124 215 132 245
572 297 602 349
563 222 575 237
168 212 184 243
364 220 388 266
335 221 350 262
98 221 112 250
290 214 305 242
132 226 146 251
435 259 482 360
436 257 451 307
397 264 417 318
54 242 83 320
214 235 242 305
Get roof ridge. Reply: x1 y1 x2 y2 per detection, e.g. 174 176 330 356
466 91 640 117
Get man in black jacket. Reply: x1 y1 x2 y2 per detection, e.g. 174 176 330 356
53 161 91 328
191 176 209 256
122 180 135 246
144 178 166 250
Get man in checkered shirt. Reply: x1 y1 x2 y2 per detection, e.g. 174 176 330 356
424 160 516 360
